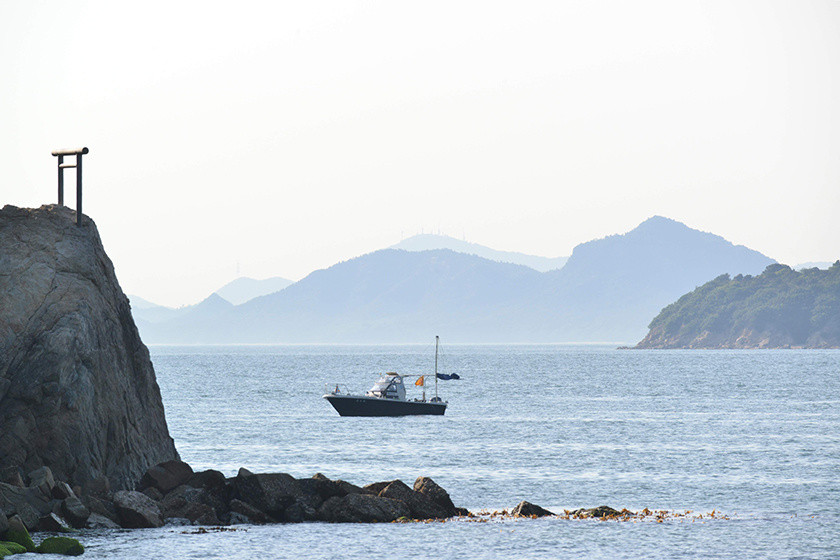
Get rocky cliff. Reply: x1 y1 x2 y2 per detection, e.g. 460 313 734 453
0 204 178 491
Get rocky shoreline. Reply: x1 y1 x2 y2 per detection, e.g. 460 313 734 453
1 460 472 536
1 461 736 558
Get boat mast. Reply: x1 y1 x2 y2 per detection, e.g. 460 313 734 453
434 335 439 400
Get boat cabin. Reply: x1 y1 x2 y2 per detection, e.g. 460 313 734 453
366 372 406 400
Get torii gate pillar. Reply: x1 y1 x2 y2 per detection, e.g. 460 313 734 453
52 147 89 226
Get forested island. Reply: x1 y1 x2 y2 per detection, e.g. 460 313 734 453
635 262 840 349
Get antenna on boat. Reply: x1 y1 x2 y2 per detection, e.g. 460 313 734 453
434 335 439 401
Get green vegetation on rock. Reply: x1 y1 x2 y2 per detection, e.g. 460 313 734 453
636 262 840 348
35 536 85 556
0 541 27 555
3 528 36 553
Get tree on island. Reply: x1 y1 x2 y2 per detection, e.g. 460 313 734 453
636 261 840 349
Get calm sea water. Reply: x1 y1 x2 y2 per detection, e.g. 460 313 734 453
76 344 839 559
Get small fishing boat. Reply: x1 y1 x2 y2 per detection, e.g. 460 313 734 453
323 336 451 417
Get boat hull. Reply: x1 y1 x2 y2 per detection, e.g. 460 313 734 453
324 394 446 416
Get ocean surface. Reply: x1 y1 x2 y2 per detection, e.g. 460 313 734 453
78 344 838 559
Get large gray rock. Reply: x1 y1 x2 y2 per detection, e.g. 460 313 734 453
160 485 221 526
378 480 448 520
186 469 227 491
316 493 410 523
138 460 194 494
61 495 90 528
413 477 457 517
227 499 272 525
51 481 75 501
10 502 41 531
0 481 51 522
27 466 55 500
229 472 374 523
168 471 232 521
112 490 163 528
0 205 178 491
511 500 555 517
1 467 25 488
81 495 119 525
230 471 302 519
38 512 73 533
85 512 121 529
311 473 369 498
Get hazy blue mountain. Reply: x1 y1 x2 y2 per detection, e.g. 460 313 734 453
127 295 162 310
128 296 197 324
527 216 777 341
392 234 568 272
179 293 235 320
214 276 294 305
142 249 545 343
131 294 234 332
130 277 291 324
131 293 234 344
137 217 777 344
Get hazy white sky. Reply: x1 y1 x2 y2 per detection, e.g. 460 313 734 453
2 1 838 307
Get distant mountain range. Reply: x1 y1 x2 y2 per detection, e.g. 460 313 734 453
391 234 568 272
214 276 294 305
129 235 559 321
133 216 776 344
128 276 293 324
526 216 777 341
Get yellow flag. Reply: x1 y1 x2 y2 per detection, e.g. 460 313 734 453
415 376 425 386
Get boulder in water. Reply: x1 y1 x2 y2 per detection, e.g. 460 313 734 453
316 493 410 523
378 480 448 519
112 490 164 528
35 535 85 556
511 501 555 517
3 514 36 552
413 476 457 517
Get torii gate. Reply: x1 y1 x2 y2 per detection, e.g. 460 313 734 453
51 147 88 226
